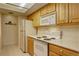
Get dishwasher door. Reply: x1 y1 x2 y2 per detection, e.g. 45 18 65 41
34 40 48 56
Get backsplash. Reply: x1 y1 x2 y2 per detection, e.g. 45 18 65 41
60 25 79 51
38 26 60 39
38 25 79 51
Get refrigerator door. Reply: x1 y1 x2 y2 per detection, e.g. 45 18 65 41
19 18 26 52
25 20 36 52
19 17 36 53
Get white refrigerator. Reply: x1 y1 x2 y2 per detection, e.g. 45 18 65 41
19 17 36 52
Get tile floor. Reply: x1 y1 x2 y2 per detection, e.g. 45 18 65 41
0 45 30 56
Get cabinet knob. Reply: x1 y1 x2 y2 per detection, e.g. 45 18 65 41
60 50 63 52
70 20 72 23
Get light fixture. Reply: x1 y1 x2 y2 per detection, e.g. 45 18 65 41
19 3 26 7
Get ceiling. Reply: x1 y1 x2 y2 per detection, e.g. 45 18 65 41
0 3 47 16
8 3 35 9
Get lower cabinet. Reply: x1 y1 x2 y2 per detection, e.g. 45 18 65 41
49 51 59 56
27 37 34 56
48 44 79 56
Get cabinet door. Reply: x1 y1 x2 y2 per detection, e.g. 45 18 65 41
40 5 48 16
49 51 59 56
49 44 63 55
27 15 33 20
56 3 68 24
47 3 56 13
27 37 34 56
69 3 79 23
62 48 79 56
33 11 40 27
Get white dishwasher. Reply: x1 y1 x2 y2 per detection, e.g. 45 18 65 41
34 39 48 56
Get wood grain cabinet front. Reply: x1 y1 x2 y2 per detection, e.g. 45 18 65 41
62 48 79 56
49 44 63 56
56 3 69 24
69 3 79 23
48 44 79 56
27 37 34 56
40 3 56 16
47 3 56 13
49 51 59 56
32 10 40 27
40 5 48 16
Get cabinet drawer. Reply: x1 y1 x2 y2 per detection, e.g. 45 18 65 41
69 19 79 23
62 48 79 56
49 44 63 55
49 51 59 56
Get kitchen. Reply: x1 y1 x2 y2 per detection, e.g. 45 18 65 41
0 3 79 56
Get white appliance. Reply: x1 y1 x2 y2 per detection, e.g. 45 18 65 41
40 14 56 25
19 17 36 52
25 20 36 52
34 39 48 56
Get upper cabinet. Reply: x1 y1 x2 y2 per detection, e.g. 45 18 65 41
40 3 56 16
69 3 79 23
27 10 40 27
56 3 69 24
40 5 48 16
28 3 56 27
57 3 79 25
27 3 79 27
47 3 56 13
32 10 40 27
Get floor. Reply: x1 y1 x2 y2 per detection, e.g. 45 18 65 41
0 45 30 56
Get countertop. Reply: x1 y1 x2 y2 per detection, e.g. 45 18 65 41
28 35 79 52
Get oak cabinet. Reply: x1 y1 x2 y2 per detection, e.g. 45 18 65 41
57 3 79 25
27 3 79 26
49 44 63 56
40 3 56 16
32 10 40 27
40 5 48 16
56 3 69 24
69 3 79 23
48 44 79 56
49 51 59 56
47 3 56 13
62 48 79 56
27 37 34 56
27 13 34 20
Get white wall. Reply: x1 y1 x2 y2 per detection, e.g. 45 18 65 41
38 25 79 51
2 14 18 46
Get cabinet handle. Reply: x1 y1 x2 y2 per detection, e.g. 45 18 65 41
60 50 63 52
70 20 72 23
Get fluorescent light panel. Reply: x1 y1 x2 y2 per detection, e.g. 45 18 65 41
19 3 26 7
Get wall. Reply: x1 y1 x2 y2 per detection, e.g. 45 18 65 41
60 25 79 51
38 25 79 51
38 26 60 39
2 14 18 46
0 13 2 51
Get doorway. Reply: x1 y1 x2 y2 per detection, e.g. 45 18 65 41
1 14 18 47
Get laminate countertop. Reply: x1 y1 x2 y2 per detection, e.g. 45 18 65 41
28 35 79 52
